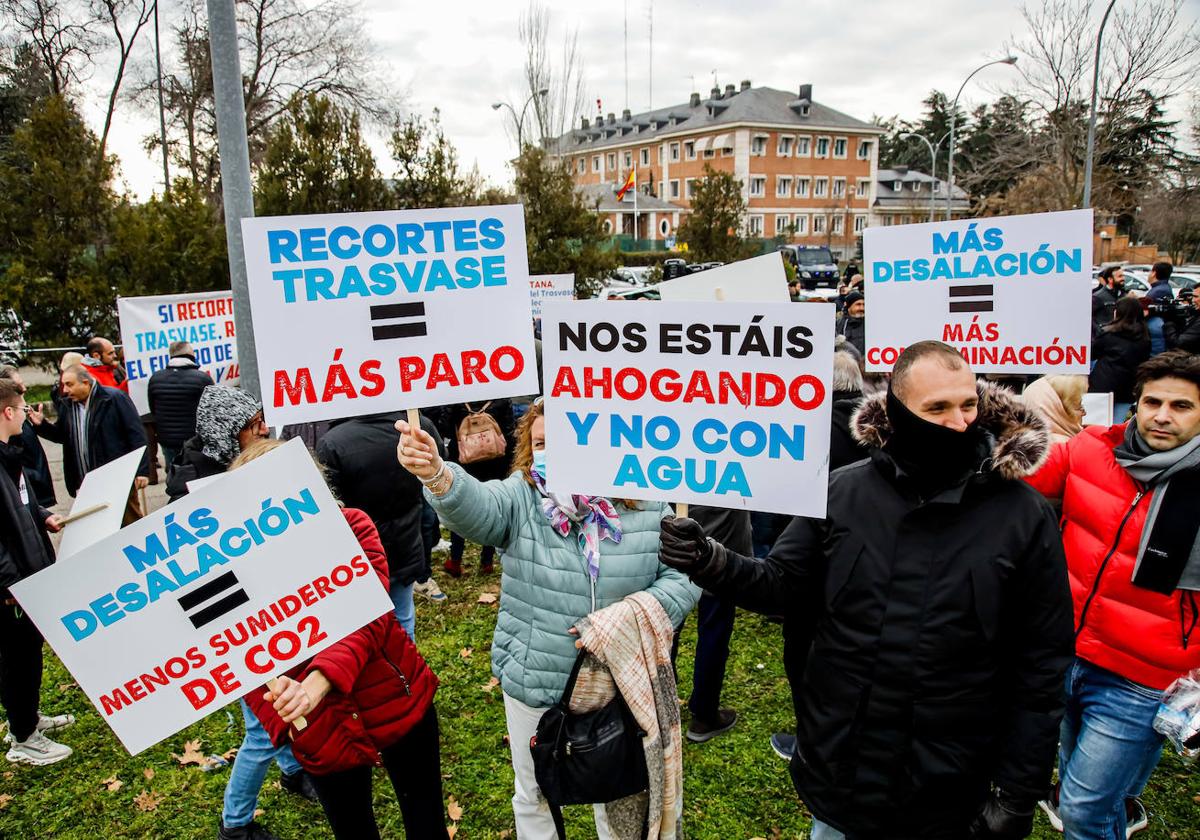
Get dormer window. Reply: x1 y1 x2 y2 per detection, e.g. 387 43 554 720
912 182 921 193
893 180 902 191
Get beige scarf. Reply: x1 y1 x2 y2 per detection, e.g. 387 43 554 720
571 591 682 840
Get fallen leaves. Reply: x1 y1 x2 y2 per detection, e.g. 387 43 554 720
447 795 463 838
481 676 500 693
99 775 123 792
133 790 164 812
171 739 207 767
476 592 498 605
142 767 155 781
459 647 473 659
221 747 238 762
0 794 12 810
57 682 77 693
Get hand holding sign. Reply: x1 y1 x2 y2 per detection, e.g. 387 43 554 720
394 420 442 480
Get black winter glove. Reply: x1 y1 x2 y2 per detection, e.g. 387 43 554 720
658 516 713 575
968 789 1036 840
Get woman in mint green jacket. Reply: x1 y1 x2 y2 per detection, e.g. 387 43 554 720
397 400 698 839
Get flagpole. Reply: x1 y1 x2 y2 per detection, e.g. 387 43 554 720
633 168 639 244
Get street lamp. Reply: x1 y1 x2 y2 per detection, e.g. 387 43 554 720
492 87 550 150
900 131 950 222
946 56 1018 219
1083 0 1118 208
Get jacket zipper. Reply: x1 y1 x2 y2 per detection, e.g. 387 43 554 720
1075 489 1145 639
381 645 412 696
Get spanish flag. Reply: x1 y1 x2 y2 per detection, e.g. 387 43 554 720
616 168 636 200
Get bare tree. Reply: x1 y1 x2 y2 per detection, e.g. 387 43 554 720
515 1 586 149
93 0 153 160
0 0 100 95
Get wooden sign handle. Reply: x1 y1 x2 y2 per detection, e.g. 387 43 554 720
267 677 308 732
58 503 108 527
675 502 688 519
406 408 420 432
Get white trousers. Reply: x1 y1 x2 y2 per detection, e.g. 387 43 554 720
503 691 616 840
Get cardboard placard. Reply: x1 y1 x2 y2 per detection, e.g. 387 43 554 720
529 274 575 319
57 447 146 561
656 253 790 303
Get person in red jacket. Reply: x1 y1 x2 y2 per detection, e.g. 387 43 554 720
1027 350 1200 839
235 440 448 840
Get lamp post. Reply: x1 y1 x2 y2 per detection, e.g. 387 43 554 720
1083 0 1118 208
946 56 1018 219
492 88 550 150
899 131 949 222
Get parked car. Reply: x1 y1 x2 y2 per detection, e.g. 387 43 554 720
779 245 839 288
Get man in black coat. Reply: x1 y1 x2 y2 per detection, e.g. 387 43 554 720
0 380 73 765
659 341 1073 840
147 341 214 478
0 367 55 507
317 410 446 638
1092 266 1125 336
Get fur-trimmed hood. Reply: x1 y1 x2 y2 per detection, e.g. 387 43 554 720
850 380 1052 480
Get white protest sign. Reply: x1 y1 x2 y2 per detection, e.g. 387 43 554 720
863 209 1093 373
11 438 393 754
656 253 790 303
541 300 834 517
529 274 575 319
1082 392 1114 427
57 446 146 561
117 291 239 415
241 205 539 425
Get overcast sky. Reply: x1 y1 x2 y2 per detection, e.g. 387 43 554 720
91 0 1199 200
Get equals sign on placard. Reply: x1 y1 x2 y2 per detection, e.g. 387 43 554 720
177 571 249 629
948 284 994 313
370 302 427 340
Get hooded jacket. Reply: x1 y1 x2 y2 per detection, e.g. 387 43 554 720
685 382 1073 839
147 355 214 449
165 386 260 501
81 356 127 393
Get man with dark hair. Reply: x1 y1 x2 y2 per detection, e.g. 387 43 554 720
83 336 127 393
1145 261 1174 304
147 341 214 478
1093 267 1126 333
0 380 72 765
0 368 54 507
658 340 1073 840
1029 349 1200 838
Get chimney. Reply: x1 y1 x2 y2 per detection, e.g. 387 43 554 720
689 92 701 107
710 86 721 100
740 79 751 91
798 83 812 103
581 116 590 129
607 112 615 125
622 108 631 121
724 83 735 98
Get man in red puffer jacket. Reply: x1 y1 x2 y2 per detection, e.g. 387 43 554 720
1027 350 1200 840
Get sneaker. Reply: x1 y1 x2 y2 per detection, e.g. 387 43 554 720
686 708 737 743
217 819 280 840
1038 784 1063 832
1125 797 1149 837
432 538 452 555
3 711 76 744
770 732 796 761
413 579 447 602
443 558 463 578
280 769 319 802
5 730 72 766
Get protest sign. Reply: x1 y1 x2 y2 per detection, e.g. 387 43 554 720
10 438 393 754
57 447 146 562
117 292 239 415
241 205 539 425
656 253 790 303
863 209 1093 373
1083 392 1114 427
529 274 575 319
541 300 834 517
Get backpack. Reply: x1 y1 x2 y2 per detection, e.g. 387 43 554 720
456 402 508 464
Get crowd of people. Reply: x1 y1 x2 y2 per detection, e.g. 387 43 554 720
1 260 1200 840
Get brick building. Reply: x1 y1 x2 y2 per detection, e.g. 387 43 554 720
547 81 884 259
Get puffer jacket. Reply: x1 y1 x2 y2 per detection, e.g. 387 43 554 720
1027 423 1200 689
428 463 699 708
245 507 437 775
147 357 214 449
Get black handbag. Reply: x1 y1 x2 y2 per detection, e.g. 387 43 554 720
530 650 649 810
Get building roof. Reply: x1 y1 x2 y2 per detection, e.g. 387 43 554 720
578 183 682 213
548 83 883 155
874 166 969 209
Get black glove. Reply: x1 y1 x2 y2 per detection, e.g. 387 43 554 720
658 516 713 575
968 789 1036 840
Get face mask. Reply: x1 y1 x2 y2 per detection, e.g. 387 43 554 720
884 387 986 494
531 448 547 477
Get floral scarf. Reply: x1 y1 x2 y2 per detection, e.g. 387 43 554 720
530 464 622 580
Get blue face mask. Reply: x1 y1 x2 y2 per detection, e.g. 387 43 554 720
531 448 546 477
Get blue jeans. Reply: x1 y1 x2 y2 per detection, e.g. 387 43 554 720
391 582 415 640
222 700 303 828
1058 659 1165 840
810 819 845 840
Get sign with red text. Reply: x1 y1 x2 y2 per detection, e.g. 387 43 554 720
529 274 575 319
541 301 834 517
863 209 1092 373
10 439 393 754
242 205 539 425
118 291 240 415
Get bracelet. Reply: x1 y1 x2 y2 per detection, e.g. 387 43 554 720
419 462 446 487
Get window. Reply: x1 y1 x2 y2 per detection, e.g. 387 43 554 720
795 177 811 198
748 215 764 236
685 178 696 199
606 152 616 170
856 178 870 198
669 142 680 162
749 176 766 197
796 135 811 157
640 148 649 166
793 213 808 235
815 137 830 158
857 140 873 160
833 137 848 158
911 181 921 193
669 179 680 199
777 135 794 157
776 176 792 198
933 181 942 194
893 180 903 191
751 135 767 156
592 156 601 173
901 215 911 226
813 215 827 234
577 158 585 174
854 215 867 234
775 214 791 236
703 146 715 159
814 177 828 198
603 219 613 234
684 140 696 160
658 181 664 197
832 215 844 235
623 151 632 168
659 218 670 236
832 177 846 198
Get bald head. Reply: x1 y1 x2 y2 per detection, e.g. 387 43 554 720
891 341 978 430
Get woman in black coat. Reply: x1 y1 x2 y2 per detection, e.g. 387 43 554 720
1089 297 1151 421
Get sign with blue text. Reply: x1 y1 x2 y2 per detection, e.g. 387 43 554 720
241 205 540 425
529 274 575 319
10 439 393 754
863 209 1093 373
541 301 834 517
118 291 240 415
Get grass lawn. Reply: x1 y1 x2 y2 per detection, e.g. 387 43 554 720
2 543 1199 839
